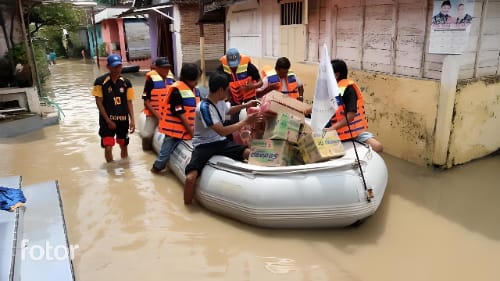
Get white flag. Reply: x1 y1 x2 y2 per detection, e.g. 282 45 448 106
310 44 339 134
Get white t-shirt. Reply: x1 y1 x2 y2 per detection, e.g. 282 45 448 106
192 99 229 147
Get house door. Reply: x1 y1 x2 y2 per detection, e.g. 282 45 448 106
155 15 174 72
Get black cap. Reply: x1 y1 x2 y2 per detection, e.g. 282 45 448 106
154 57 171 67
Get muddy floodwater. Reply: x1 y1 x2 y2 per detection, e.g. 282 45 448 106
1 60 499 281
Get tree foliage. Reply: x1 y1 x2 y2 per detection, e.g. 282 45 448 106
28 3 84 37
96 0 118 5
96 0 134 5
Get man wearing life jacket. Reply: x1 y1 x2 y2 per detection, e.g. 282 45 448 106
257 57 304 101
151 63 201 173
140 57 175 151
326 59 383 153
217 48 262 125
92 54 136 162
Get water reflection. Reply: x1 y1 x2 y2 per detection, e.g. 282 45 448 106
0 59 499 281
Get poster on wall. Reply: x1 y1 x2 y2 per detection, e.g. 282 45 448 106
429 0 474 54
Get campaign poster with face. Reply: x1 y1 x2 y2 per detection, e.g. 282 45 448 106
429 1 474 54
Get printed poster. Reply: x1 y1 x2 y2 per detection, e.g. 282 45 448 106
429 0 474 54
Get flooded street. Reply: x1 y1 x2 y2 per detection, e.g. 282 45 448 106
1 60 499 281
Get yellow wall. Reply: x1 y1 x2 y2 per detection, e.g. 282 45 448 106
449 78 500 166
350 72 440 166
253 57 441 165
253 57 500 167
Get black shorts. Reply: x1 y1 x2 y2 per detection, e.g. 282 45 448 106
185 139 247 175
99 120 129 139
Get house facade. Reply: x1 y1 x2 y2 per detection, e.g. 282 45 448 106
0 0 41 116
88 8 152 69
224 0 500 167
124 1 225 77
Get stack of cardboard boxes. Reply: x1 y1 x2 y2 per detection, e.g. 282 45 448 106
248 91 345 167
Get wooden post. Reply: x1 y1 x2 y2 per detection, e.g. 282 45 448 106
332 4 338 59
360 0 366 70
92 6 100 68
391 0 399 74
473 0 488 78
199 0 206 86
19 0 41 94
200 24 206 86
420 0 431 78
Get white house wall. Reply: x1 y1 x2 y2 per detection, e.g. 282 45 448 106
226 1 262 57
226 0 500 166
261 0 280 58
476 1 500 77
173 5 182 75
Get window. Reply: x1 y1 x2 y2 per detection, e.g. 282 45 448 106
281 1 302 25
279 0 306 61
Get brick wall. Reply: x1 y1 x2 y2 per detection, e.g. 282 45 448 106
180 6 225 67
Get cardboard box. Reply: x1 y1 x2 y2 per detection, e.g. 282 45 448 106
299 130 345 163
260 90 311 118
248 139 291 167
298 122 313 144
289 145 305 165
263 112 304 144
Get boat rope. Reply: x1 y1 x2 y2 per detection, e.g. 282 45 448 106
344 117 374 202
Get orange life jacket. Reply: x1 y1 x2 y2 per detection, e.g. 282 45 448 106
220 54 256 104
158 81 198 140
330 79 368 140
260 65 274 78
262 68 300 99
143 70 175 116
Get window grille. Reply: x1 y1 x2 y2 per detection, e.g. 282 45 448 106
280 1 302 25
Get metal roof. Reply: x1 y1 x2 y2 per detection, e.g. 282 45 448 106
94 7 130 23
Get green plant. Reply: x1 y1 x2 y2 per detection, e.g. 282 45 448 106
7 44 28 65
98 42 107 57
32 42 50 85
0 43 30 87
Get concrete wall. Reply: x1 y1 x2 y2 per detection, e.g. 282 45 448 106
253 57 441 166
0 87 40 114
449 76 500 166
258 58 499 168
225 0 500 167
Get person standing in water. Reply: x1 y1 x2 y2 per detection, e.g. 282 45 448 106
91 54 136 162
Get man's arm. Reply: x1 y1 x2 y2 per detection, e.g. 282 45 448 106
127 100 135 133
329 112 355 131
297 85 305 101
256 77 278 98
95 96 116 130
142 79 161 120
178 114 194 137
200 101 258 137
329 86 357 130
227 100 259 116
243 63 263 92
210 113 258 137
126 82 136 133
92 81 116 130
